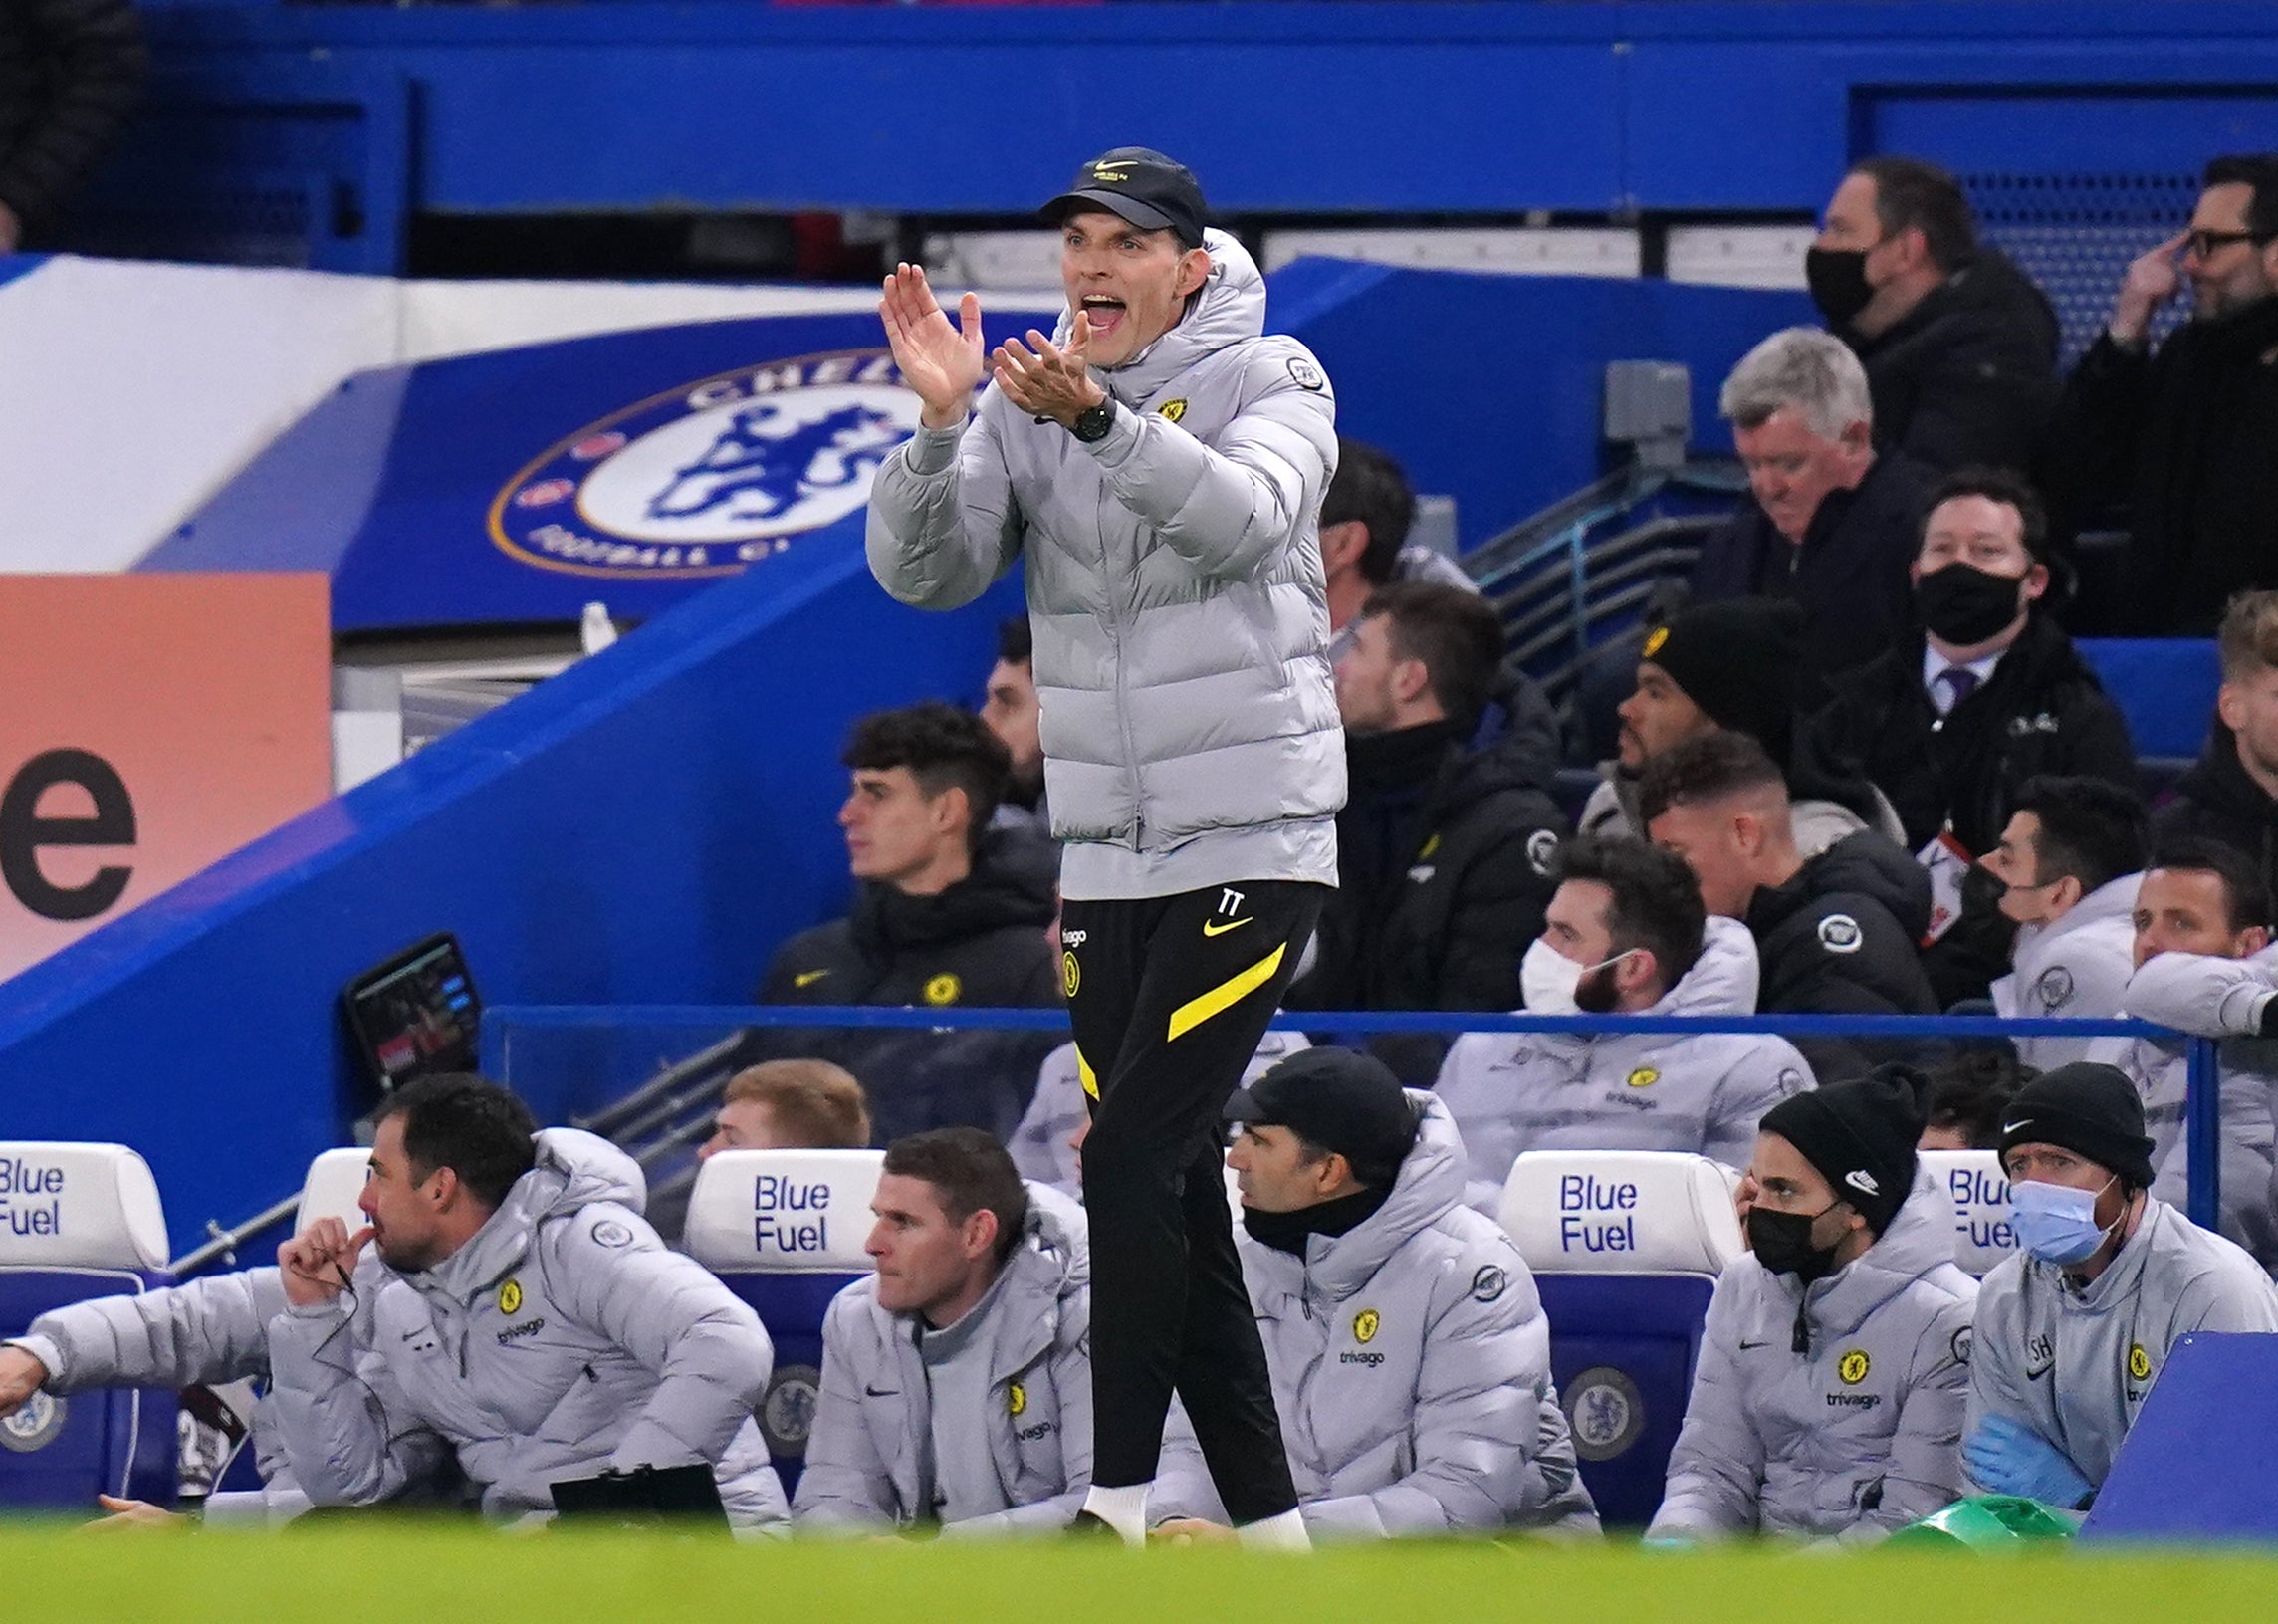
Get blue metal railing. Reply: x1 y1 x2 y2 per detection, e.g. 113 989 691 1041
483 1004 2220 1232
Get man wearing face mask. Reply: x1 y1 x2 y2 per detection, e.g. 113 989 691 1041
1963 1064 2278 1509
1435 834 1813 1213
1648 1065 1976 1545
1984 778 2149 1071
2085 838 2278 1266
1804 470 2138 1006
1807 157 2059 476
2051 154 2278 633
1691 329 1936 701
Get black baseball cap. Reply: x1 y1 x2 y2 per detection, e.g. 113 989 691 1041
1041 148 1210 250
1225 1047 1420 1185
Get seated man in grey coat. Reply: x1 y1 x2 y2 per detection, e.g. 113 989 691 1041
795 1128 1097 1535
1649 1066 1976 1545
266 1074 788 1530
1153 1048 1599 1541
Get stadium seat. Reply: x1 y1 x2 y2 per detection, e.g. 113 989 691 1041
295 1147 372 1232
0 1143 178 1508
1917 1149 2012 1276
1499 1150 1743 1527
684 1148 883 1496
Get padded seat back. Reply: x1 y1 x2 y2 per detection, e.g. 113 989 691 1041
1918 1149 2013 1276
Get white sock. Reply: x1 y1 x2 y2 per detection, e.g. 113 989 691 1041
1236 1508 1311 1552
1080 1483 1148 1546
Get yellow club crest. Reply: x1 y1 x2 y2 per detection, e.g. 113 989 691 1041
923 972 963 1007
1158 398 1188 423
2129 1343 2152 1381
1838 1349 1870 1385
1643 625 1670 658
1353 1309 1380 1345
1626 1066 1660 1089
1008 1382 1027 1418
498 1279 523 1317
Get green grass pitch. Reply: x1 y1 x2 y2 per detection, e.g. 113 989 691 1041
4 1523 2276 1624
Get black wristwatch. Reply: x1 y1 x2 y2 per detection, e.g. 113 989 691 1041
1069 398 1117 443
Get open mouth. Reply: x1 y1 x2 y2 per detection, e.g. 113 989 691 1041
1080 294 1128 337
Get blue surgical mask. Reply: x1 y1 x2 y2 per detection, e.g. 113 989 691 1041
2008 1177 2120 1266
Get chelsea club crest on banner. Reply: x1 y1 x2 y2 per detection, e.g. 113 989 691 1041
489 348 924 579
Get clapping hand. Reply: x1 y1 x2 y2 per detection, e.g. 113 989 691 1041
993 319 1108 430
879 263 987 429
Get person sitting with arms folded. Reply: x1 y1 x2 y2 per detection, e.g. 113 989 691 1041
1648 1066 1976 1545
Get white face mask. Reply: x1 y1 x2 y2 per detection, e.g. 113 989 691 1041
1519 938 1637 1016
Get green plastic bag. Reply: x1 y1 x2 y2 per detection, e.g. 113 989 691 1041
1886 1495 2082 1549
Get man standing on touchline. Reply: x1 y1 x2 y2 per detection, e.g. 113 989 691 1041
867 147 1342 1549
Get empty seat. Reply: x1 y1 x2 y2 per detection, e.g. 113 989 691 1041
1918 1149 2012 1276
295 1148 372 1233
684 1148 883 1497
0 1143 177 1508
1499 1149 1743 1527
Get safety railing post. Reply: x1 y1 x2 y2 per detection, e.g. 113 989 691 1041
2185 1035 2221 1232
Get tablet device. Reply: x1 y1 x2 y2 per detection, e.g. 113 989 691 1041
551 1463 729 1530
342 933 482 1089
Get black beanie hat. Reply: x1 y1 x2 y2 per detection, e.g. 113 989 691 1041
1758 1063 1930 1236
1641 597 1807 766
1997 1062 2157 1189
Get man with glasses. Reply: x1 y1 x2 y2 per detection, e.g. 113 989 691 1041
2053 153 2278 633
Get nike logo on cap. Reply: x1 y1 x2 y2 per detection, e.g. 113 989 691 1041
2003 1120 2032 1135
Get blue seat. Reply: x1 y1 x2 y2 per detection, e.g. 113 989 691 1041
1499 1149 1743 1527
683 1148 883 1498
0 1143 178 1509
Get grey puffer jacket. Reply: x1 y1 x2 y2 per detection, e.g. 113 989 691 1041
1176 1095 1598 1539
867 230 1344 900
267 1131 787 1528
1435 917 1813 1213
1649 1167 1977 1544
794 1188 1099 1535
1967 1198 2278 1496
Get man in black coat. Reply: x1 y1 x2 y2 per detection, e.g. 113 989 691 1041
2156 589 2278 891
2049 153 2278 634
1810 156 2061 475
1644 732 1935 1079
0 0 145 249
1809 468 2137 859
1289 581 1565 1076
750 702 1061 1145
1692 327 1938 702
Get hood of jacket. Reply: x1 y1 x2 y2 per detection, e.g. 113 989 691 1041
413 1127 647 1302
1656 915 1762 1019
1447 663 1564 808
2174 722 2278 830
1757 1164 1960 1341
850 824 1058 957
1291 1092 1469 1297
1858 249 2059 368
1788 830 1934 941
1053 227 1265 405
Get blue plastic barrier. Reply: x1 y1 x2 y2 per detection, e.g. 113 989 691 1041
2080 1333 2278 1545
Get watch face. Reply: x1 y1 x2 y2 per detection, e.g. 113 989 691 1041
1074 402 1115 442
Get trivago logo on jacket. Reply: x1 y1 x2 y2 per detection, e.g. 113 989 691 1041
489 348 926 579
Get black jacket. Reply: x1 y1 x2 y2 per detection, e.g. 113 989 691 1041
2050 299 2278 633
1808 611 2138 856
748 825 1061 1145
1746 831 1937 1022
1690 450 1938 703
0 0 145 233
1289 673 1567 1025
2156 723 2278 894
1845 250 2061 475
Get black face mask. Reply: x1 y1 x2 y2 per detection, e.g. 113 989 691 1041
1805 246 1875 327
1745 1203 1843 1283
1916 562 2027 646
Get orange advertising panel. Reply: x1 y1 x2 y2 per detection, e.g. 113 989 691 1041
0 574 332 982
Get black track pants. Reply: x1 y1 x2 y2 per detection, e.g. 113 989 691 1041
1061 878 1326 1524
